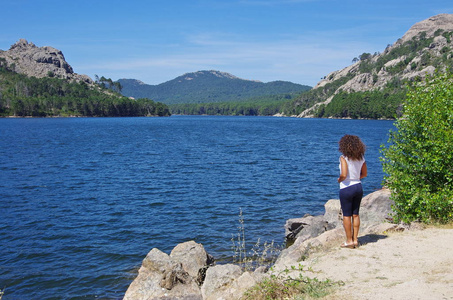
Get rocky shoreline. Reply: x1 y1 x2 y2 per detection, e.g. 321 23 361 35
123 189 412 299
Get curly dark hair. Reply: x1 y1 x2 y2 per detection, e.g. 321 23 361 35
338 134 366 160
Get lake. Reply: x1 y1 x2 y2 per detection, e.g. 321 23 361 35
0 116 394 299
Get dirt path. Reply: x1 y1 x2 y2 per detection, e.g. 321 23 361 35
301 227 453 300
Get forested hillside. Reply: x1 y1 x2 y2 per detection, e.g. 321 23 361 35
119 70 311 104
284 14 453 119
0 59 170 117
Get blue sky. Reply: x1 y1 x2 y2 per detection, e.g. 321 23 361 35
1 0 452 86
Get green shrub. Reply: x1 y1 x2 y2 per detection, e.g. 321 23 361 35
381 71 453 223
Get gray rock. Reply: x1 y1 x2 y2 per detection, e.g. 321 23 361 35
0 39 93 84
322 189 393 229
359 188 394 227
170 240 214 279
285 214 333 243
160 262 190 290
124 241 211 300
273 228 344 272
142 248 173 273
323 199 342 227
200 264 243 300
399 14 453 44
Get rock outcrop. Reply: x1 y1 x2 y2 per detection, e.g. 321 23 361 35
124 188 397 299
399 14 453 44
124 240 266 300
0 39 92 84
284 188 393 246
275 188 396 272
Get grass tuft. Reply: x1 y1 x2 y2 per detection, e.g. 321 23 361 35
231 208 281 271
242 264 343 300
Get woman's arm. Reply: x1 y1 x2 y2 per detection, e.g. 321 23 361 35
360 162 368 179
338 156 348 183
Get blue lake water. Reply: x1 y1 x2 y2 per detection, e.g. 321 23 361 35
0 116 394 299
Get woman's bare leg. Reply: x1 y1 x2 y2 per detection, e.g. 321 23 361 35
352 214 360 246
342 216 353 245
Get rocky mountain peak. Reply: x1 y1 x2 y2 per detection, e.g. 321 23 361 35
179 70 262 83
180 70 239 81
0 39 92 84
10 39 37 50
399 14 453 44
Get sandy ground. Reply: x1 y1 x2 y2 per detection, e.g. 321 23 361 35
301 227 453 300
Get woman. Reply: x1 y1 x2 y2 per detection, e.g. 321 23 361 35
337 134 367 249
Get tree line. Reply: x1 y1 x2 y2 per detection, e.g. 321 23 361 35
315 90 405 119
169 94 295 116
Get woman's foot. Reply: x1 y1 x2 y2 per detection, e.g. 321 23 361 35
353 241 360 248
340 242 355 249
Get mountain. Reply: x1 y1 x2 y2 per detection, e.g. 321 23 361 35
118 70 311 104
287 14 453 119
0 39 93 84
0 40 170 117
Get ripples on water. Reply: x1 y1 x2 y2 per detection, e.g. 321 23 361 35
0 116 394 299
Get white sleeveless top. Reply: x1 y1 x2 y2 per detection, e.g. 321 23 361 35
339 155 365 189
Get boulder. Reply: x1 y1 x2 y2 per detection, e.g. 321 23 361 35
170 241 214 280
124 241 213 300
285 214 334 243
322 189 393 230
359 188 394 227
201 264 265 300
201 264 242 300
323 199 342 227
273 228 344 272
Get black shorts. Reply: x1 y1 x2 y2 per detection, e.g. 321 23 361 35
339 183 363 217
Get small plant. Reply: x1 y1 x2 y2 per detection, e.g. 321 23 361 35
242 264 343 300
231 209 281 271
231 208 247 267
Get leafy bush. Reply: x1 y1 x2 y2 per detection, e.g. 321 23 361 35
381 71 453 223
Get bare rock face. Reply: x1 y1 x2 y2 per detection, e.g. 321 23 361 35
0 39 92 84
399 14 453 44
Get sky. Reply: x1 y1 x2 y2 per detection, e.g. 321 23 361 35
1 0 452 87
